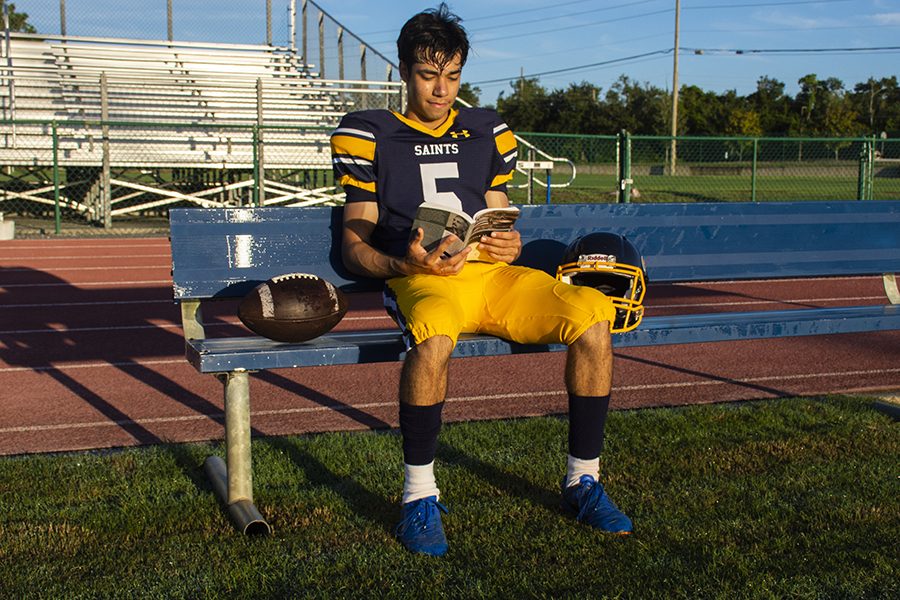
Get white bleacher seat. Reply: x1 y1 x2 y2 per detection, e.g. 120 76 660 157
1 33 400 169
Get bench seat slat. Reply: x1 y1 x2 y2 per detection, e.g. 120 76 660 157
623 304 900 346
186 305 900 373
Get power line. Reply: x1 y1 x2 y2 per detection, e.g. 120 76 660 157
359 0 661 46
469 49 673 85
474 8 675 44
466 0 657 23
466 0 660 33
469 44 900 87
685 23 900 35
684 0 852 9
471 20 900 70
360 0 854 44
356 0 657 36
471 0 857 46
474 54 673 91
472 29 672 67
687 45 900 54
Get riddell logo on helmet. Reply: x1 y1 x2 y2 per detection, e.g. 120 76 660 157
579 253 616 263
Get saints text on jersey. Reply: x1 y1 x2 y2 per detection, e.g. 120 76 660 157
414 143 459 156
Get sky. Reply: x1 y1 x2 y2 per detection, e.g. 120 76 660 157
22 0 900 104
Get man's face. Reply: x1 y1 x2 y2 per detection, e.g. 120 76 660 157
400 53 462 129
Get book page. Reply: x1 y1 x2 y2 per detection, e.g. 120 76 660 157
464 208 520 262
466 209 519 243
411 205 471 255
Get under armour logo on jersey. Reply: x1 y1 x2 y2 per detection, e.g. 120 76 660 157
449 129 471 138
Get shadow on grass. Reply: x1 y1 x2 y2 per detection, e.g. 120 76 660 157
260 435 397 531
437 438 560 512
217 429 566 534
164 442 216 495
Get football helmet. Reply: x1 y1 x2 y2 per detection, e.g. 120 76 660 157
556 232 647 333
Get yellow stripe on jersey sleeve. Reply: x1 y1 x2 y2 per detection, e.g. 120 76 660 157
339 174 376 193
331 134 376 161
490 171 515 188
494 130 517 156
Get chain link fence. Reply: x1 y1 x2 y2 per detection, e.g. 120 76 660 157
3 120 899 232
1 0 405 233
23 1 289 46
511 132 900 205
0 120 343 232
511 133 618 204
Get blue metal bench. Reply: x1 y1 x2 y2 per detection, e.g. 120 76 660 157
169 201 900 533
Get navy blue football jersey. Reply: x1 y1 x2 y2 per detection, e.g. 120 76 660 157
331 107 517 257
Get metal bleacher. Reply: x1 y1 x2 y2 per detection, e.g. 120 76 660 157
1 32 401 170
0 26 571 222
0 32 403 219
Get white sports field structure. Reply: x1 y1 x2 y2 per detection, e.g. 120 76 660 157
0 1 568 229
0 24 401 224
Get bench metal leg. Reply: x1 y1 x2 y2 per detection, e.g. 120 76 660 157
884 273 899 305
204 369 271 535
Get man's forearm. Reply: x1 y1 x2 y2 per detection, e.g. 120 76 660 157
343 239 408 280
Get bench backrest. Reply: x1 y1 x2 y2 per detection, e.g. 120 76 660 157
170 201 900 300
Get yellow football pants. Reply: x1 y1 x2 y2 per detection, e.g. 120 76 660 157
384 261 615 349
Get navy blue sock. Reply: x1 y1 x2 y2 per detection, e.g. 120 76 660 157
399 402 444 466
568 393 610 460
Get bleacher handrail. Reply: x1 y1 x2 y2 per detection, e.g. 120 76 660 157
2 32 403 129
8 31 296 53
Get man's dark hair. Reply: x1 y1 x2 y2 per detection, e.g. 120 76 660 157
397 3 469 70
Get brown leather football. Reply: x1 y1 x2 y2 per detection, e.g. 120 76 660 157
238 273 348 343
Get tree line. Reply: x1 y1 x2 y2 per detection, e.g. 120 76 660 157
459 73 900 139
7 1 896 140
0 1 34 33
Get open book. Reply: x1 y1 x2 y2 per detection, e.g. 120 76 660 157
411 202 520 261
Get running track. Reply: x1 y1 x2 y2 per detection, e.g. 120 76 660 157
1 236 898 456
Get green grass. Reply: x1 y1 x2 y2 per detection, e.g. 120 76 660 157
1 395 897 599
508 172 900 204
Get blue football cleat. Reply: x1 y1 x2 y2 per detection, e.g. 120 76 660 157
395 495 449 556
561 474 633 534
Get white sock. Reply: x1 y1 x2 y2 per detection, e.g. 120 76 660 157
402 461 440 505
565 454 600 489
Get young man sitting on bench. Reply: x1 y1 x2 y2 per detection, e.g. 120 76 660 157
331 3 635 556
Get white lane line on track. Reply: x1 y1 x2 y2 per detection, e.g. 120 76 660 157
656 296 885 309
1 279 171 288
1 243 168 250
2 265 168 272
0 359 185 373
680 276 875 285
2 299 173 308
3 367 899 435
0 300 388 319
1 254 171 261
0 315 389 335
0 323 183 335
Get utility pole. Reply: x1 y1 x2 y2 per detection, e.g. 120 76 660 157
669 0 680 176
289 0 296 52
266 0 272 46
167 0 173 42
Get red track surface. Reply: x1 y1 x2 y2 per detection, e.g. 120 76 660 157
1 237 898 456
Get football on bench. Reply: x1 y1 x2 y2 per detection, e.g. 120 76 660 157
238 273 349 343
